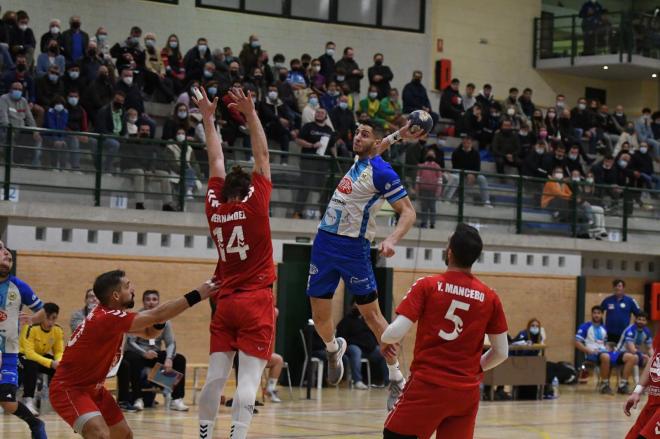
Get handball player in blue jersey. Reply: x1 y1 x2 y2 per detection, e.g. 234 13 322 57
307 120 420 410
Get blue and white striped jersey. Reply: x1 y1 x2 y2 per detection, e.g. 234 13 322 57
319 155 407 241
575 321 608 352
0 276 42 356
616 324 653 352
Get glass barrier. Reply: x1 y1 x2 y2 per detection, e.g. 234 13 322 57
1 125 658 242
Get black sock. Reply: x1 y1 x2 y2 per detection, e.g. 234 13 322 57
13 402 41 428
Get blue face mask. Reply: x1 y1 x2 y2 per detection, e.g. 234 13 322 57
48 73 59 83
68 96 79 106
308 97 319 107
339 102 348 110
10 90 22 100
207 87 218 96
68 71 80 80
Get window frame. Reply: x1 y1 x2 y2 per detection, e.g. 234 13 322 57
195 0 426 33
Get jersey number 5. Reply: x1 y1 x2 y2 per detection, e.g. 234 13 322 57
439 299 470 341
213 225 250 262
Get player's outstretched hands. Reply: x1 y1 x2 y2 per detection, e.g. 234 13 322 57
227 87 256 116
379 238 396 258
398 121 424 141
623 392 641 416
191 86 218 120
197 278 220 300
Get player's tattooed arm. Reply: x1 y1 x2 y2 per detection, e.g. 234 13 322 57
228 88 271 180
379 197 416 257
192 86 226 180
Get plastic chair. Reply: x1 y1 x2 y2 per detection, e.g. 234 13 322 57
299 329 324 389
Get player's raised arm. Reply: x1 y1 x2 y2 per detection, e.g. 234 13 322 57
228 88 271 180
379 196 416 257
192 87 226 180
129 279 218 334
374 121 423 157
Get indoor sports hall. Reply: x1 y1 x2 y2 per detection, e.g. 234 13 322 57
0 0 659 438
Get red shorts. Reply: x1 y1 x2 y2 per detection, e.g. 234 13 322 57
50 382 124 433
626 403 660 439
210 287 275 361
384 375 481 439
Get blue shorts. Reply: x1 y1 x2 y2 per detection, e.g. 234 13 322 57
0 353 19 386
306 230 377 298
586 351 620 364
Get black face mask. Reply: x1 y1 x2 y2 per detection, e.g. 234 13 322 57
375 60 383 66
412 77 421 83
16 63 26 72
112 101 122 110
71 22 81 30
302 62 310 70
278 74 287 81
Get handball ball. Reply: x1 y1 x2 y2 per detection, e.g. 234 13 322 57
407 110 433 135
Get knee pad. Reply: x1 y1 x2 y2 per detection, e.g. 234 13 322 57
355 291 378 305
383 428 418 439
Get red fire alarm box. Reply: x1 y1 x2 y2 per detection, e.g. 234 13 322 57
434 59 452 91
650 283 660 321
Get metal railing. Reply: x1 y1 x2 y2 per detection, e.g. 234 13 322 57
533 10 660 65
1 125 658 242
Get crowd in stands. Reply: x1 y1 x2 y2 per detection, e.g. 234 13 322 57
0 6 658 230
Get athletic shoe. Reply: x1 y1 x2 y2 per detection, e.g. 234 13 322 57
133 398 144 411
617 384 630 395
387 378 405 411
118 401 138 413
24 397 39 416
30 419 47 439
484 201 493 208
599 383 614 395
326 337 347 386
170 398 189 411
266 389 281 403
354 381 368 390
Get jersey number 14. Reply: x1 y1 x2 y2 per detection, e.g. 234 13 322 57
213 225 250 262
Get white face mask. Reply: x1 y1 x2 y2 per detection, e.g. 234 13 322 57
268 91 278 101
640 147 648 154
198 44 207 53
507 108 515 116
569 153 578 160
51 26 60 34
123 76 133 86
54 104 64 112
128 116 138 124
18 24 28 31
336 75 345 82
554 173 564 180
578 103 586 110
176 134 186 142
556 101 565 108
326 48 335 57
529 326 540 335
369 92 378 99
586 177 594 184
535 147 545 155
571 176 581 182
145 39 155 48
313 65 321 72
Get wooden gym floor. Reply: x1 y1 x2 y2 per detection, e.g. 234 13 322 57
0 384 642 438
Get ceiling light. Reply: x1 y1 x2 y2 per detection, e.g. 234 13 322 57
653 73 658 78
602 65 609 70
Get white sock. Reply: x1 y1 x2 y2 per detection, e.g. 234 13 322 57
388 361 404 382
229 421 249 439
325 338 339 353
266 378 277 391
199 420 214 439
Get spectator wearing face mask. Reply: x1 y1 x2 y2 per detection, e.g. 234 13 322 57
359 85 387 130
3 53 35 106
244 67 266 102
541 142 568 177
461 104 487 148
239 34 262 78
439 78 463 124
142 32 175 103
60 16 89 63
161 34 186 95
258 85 292 164
570 169 609 238
223 46 237 66
502 103 524 132
0 81 43 165
516 122 536 159
541 166 590 236
162 102 194 141
503 87 522 115
446 134 492 206
475 84 494 113
36 38 66 79
634 108 660 158
43 95 71 169
378 88 406 132
62 62 85 97
302 92 333 130
64 89 92 171
570 97 595 140
183 37 211 83
491 119 521 175
39 18 63 54
36 64 64 110
544 108 559 138
556 108 573 143
609 104 627 133
650 111 660 141
482 103 503 149
461 83 476 112
518 88 536 119
94 27 112 61
110 26 145 69
335 47 363 102
630 142 658 191
116 68 145 115
82 64 114 123
80 40 111 84
614 122 639 156
522 141 550 180
94 90 126 172
367 53 392 99
329 94 356 155
565 144 585 176
415 149 443 229
308 58 326 96
529 108 545 136
594 104 618 152
257 50 273 86
318 41 336 82
9 10 36 67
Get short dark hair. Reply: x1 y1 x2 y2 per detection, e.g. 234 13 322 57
301 53 311 62
326 41 335 47
343 46 353 54
637 311 649 319
523 87 532 93
642 107 651 114
612 279 625 287
222 165 251 201
357 119 377 132
113 90 126 99
603 154 614 161
448 223 483 268
374 52 384 59
509 87 518 93
483 83 492 89
591 305 603 313
130 26 142 34
43 302 59 316
451 78 459 84
142 289 159 301
93 269 125 306
466 83 475 88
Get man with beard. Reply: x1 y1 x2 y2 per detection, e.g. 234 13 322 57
49 270 217 438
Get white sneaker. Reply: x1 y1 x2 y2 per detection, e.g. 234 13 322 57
266 389 281 403
484 201 493 208
354 381 368 390
169 398 189 411
133 398 144 411
24 397 39 416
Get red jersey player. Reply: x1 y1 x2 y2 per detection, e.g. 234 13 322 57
624 334 660 439
381 223 509 439
194 86 276 439
49 269 216 438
